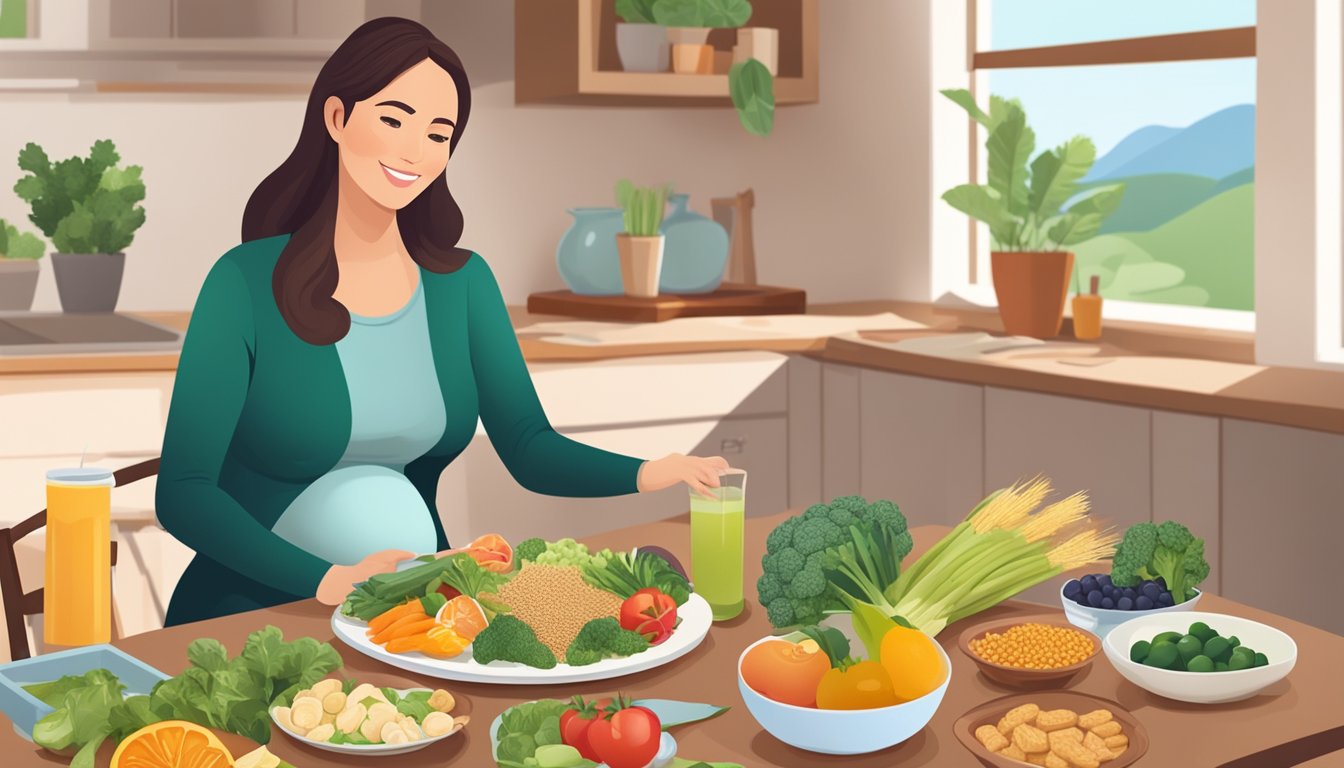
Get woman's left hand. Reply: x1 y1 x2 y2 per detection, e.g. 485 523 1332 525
637 453 732 497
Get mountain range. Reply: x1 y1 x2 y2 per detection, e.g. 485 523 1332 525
1085 104 1254 182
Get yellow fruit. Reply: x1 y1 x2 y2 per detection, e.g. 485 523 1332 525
111 720 234 768
879 625 947 702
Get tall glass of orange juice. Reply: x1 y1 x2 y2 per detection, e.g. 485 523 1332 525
44 467 114 646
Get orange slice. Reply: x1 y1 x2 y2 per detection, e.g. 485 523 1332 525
111 720 234 768
423 625 472 657
435 595 488 642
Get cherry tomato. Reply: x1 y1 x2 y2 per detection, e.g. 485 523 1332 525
739 639 830 708
815 660 900 710
586 704 662 768
434 583 462 600
619 588 677 645
559 708 600 761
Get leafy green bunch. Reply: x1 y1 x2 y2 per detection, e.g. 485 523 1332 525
0 219 44 259
615 180 672 237
647 0 752 27
940 89 1125 252
13 139 146 254
27 626 341 768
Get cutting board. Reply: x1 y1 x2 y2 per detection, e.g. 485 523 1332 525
527 283 806 322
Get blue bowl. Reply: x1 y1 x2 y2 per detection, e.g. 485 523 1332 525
0 645 169 740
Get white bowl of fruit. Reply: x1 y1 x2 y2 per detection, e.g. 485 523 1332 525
736 622 951 755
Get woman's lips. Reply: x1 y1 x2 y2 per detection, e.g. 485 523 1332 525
380 163 420 188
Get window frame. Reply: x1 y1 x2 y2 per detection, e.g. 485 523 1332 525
941 2 1259 332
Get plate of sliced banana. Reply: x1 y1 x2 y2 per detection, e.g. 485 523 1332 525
269 676 469 756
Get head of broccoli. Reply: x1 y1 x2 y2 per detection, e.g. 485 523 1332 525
1110 521 1210 602
515 538 548 564
757 496 913 629
565 617 650 666
471 615 557 669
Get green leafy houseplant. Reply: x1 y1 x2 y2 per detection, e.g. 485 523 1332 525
0 219 44 260
14 139 146 254
652 0 773 136
616 0 659 24
939 89 1125 337
939 89 1124 250
615 179 672 237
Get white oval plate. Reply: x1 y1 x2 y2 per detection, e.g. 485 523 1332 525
270 687 464 756
331 594 713 685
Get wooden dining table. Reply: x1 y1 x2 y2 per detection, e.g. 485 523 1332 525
5 511 1343 767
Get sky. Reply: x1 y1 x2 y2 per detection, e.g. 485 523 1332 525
985 0 1256 156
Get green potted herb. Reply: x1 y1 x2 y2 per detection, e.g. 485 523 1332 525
0 219 45 310
939 89 1125 338
616 0 670 72
13 139 146 313
654 0 751 73
615 180 672 298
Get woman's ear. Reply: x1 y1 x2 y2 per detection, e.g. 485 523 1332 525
323 96 346 144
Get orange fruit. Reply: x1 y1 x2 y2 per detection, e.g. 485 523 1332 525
879 625 947 702
111 720 234 768
740 638 830 708
436 595 489 641
816 660 900 710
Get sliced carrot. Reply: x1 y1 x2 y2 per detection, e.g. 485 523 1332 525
372 613 431 644
367 601 422 635
385 634 433 654
381 618 438 643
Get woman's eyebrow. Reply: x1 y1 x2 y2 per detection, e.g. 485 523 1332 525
376 100 415 114
431 117 456 127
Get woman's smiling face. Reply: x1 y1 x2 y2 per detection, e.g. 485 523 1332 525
324 58 460 211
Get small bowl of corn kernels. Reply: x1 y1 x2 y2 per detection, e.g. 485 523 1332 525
958 616 1101 689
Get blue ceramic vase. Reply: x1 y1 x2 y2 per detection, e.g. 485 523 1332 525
556 207 625 295
659 194 729 294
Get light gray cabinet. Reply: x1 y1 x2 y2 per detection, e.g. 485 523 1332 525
787 355 822 509
821 363 861 500
859 369 984 527
1152 411 1221 593
1222 419 1344 634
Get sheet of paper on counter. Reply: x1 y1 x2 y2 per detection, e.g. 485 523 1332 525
520 312 926 346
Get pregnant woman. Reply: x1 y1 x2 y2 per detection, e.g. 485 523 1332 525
156 18 727 625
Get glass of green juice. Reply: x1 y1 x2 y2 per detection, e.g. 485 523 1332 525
690 469 746 621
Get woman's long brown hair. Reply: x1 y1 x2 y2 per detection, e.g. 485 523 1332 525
242 17 472 345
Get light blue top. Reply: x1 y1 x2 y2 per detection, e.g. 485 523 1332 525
271 280 447 565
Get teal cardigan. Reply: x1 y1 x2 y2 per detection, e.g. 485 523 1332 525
157 235 645 625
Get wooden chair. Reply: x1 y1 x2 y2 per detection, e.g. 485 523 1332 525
0 457 160 661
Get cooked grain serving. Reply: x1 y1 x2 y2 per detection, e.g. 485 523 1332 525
488 564 622 661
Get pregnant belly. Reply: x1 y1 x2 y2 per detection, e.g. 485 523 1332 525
271 465 439 566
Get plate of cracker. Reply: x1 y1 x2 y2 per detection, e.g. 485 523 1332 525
953 691 1149 768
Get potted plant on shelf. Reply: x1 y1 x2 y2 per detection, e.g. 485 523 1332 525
13 139 146 313
0 219 45 311
615 0 670 72
615 179 671 298
939 89 1125 338
654 0 751 74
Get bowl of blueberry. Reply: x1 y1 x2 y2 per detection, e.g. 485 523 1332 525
1061 573 1203 638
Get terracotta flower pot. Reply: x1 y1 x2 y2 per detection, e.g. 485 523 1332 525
617 234 665 298
990 250 1075 338
672 43 714 74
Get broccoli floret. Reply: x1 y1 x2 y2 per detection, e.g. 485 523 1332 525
1111 521 1209 603
757 495 912 629
757 572 784 604
565 618 650 666
515 538 547 564
471 615 557 669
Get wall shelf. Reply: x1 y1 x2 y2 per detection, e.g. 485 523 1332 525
515 0 818 107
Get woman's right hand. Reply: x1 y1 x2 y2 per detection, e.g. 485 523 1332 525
316 549 414 605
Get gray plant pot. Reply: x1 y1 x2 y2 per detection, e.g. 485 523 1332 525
617 23 670 72
0 259 40 311
51 252 125 313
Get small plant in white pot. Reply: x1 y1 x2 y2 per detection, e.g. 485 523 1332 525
616 0 670 72
615 180 671 298
0 219 45 311
13 139 146 313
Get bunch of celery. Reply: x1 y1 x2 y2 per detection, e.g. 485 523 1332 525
842 477 1119 640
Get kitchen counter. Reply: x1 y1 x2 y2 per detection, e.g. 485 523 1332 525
3 303 1342 434
1 514 1340 767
